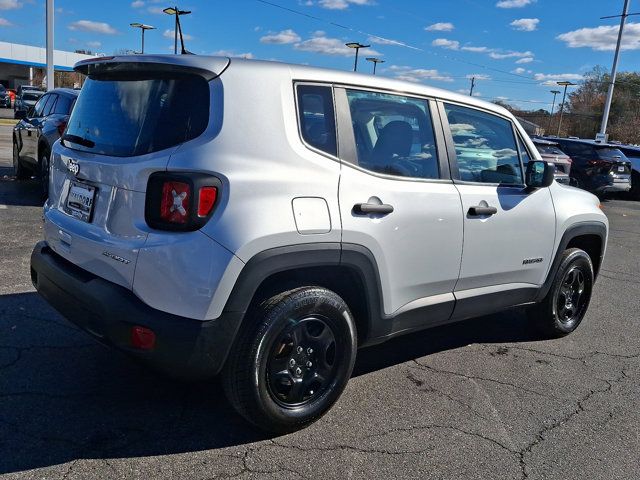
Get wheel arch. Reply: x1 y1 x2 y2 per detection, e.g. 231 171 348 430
221 243 384 347
536 221 607 302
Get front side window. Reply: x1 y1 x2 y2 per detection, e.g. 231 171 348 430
296 85 337 156
445 103 523 185
42 94 57 117
32 94 49 117
345 90 439 179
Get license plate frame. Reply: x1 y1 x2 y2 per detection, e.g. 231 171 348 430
618 166 625 172
66 181 97 223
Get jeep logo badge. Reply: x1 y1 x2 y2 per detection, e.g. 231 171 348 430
67 159 79 176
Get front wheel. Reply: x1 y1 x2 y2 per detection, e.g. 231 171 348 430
12 139 28 180
222 287 357 433
528 248 594 337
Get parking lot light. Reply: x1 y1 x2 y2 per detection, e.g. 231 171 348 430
345 42 370 72
163 6 191 54
556 81 577 137
130 23 155 54
366 57 385 75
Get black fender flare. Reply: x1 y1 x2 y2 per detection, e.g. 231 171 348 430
535 221 607 302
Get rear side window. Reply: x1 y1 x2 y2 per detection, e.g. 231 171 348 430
345 89 439 179
296 85 337 156
596 147 626 160
64 74 209 157
445 103 523 185
53 94 73 115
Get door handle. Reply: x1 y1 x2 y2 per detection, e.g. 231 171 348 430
353 203 394 215
468 205 498 216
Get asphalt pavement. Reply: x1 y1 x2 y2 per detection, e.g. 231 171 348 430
0 123 638 479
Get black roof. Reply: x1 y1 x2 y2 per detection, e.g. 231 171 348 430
49 87 80 97
543 137 625 149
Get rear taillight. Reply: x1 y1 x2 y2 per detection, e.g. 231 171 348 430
57 120 68 137
146 173 221 231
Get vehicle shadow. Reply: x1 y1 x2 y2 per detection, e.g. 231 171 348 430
0 167 44 207
0 291 543 474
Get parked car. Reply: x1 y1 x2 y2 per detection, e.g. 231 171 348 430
6 88 16 108
12 88 78 195
531 138 573 185
14 89 43 118
614 145 640 199
550 138 632 196
0 84 11 108
31 55 608 433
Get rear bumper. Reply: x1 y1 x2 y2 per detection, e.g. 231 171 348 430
30 241 243 379
595 181 631 193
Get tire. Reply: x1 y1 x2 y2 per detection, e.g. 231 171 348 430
39 149 50 199
222 286 357 433
528 248 594 338
630 171 640 201
12 139 28 180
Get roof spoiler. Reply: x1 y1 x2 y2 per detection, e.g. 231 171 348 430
74 55 230 81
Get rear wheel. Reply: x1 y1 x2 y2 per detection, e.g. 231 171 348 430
528 248 594 337
12 139 28 180
629 171 640 200
222 286 357 433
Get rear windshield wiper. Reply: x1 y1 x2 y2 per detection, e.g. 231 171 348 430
62 134 95 149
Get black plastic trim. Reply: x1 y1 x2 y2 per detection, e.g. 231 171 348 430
535 221 607 302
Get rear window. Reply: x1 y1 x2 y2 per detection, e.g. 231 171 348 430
64 74 209 157
595 147 626 161
535 144 565 156
23 92 42 101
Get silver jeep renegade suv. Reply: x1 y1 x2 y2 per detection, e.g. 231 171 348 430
31 55 608 432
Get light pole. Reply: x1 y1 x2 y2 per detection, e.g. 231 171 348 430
556 81 577 137
345 42 370 72
46 0 54 91
366 57 384 75
163 6 191 54
598 0 640 138
548 90 560 134
130 23 155 54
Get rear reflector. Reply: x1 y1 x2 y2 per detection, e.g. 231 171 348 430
198 186 217 217
160 181 191 224
131 326 156 350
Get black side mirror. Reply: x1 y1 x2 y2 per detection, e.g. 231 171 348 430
525 160 554 189
14 109 26 120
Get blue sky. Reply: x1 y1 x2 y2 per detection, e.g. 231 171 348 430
0 0 638 110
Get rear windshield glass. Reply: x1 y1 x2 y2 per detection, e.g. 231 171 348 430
64 74 209 157
535 144 565 156
595 147 626 160
23 92 42 101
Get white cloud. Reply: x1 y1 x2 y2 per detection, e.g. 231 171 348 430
390 65 453 83
515 56 534 64
163 29 193 41
496 0 536 8
68 20 117 35
432 38 460 50
131 0 144 7
87 40 102 48
511 67 526 74
260 29 301 44
148 6 164 14
557 23 640 51
510 18 539 31
533 72 583 86
466 73 491 80
489 50 533 59
212 49 254 59
0 17 11 26
425 22 454 32
295 33 380 56
316 0 374 10
461 46 490 52
0 0 20 10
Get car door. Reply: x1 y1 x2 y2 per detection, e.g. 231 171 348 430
333 86 464 335
440 102 556 319
18 93 51 167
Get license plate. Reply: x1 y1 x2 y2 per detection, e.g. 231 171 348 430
66 181 96 223
618 166 625 172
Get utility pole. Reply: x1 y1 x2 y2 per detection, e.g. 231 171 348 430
345 42 369 72
366 57 384 75
598 0 638 138
469 76 476 96
45 0 54 91
548 90 560 134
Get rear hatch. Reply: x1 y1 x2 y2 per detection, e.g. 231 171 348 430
45 55 228 289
